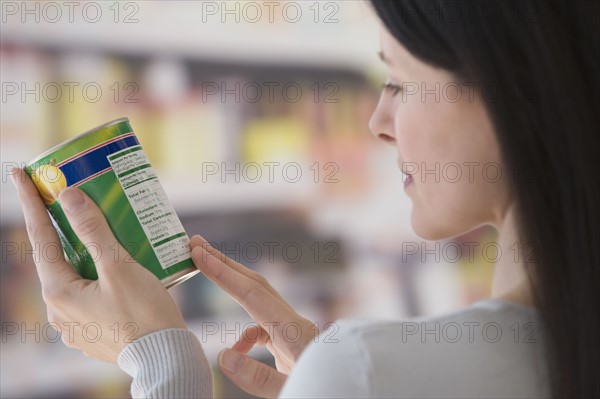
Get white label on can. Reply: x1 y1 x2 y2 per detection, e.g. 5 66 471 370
108 145 191 269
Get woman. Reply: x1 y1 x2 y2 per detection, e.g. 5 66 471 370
11 1 599 398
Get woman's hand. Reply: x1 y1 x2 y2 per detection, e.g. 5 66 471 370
12 168 188 363
190 235 319 398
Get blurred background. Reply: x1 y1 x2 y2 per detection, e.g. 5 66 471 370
1 1 496 397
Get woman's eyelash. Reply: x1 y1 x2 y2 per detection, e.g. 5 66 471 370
381 82 402 95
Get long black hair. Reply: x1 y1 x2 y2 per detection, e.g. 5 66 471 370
369 1 599 398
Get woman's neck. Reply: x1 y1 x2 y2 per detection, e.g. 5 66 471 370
490 204 536 309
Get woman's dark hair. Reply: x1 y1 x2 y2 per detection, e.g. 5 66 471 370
369 1 599 397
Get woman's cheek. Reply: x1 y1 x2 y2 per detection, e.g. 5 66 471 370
393 104 428 158
401 143 491 239
414 155 512 240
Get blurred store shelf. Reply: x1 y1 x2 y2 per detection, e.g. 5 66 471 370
164 177 319 214
1 178 316 225
1 338 130 397
1 1 380 72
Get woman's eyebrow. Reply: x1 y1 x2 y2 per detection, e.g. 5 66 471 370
378 50 397 67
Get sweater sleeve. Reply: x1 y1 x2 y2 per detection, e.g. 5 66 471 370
117 328 213 398
279 320 372 398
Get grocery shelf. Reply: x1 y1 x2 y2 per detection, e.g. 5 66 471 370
0 177 319 226
0 338 128 397
1 1 381 72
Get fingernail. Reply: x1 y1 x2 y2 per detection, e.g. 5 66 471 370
59 188 85 213
220 349 244 374
190 235 205 246
195 235 212 249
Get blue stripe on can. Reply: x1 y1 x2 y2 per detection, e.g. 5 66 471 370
60 135 140 186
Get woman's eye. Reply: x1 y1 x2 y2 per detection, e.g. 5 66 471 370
381 82 402 96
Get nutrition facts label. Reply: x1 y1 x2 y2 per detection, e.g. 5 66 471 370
108 145 191 270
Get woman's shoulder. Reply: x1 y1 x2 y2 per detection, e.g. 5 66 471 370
281 299 550 398
336 297 544 342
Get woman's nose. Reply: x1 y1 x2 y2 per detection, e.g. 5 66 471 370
373 131 396 144
369 108 396 145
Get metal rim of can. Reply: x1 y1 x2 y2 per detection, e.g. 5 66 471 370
162 267 200 289
27 117 131 167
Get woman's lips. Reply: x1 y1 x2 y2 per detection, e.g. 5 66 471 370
403 173 413 189
398 159 414 189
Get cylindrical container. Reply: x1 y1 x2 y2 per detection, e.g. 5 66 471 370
25 117 198 288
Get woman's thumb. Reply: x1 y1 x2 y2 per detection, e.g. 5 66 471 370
59 187 122 272
219 349 287 398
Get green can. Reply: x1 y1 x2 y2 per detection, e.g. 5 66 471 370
25 117 198 288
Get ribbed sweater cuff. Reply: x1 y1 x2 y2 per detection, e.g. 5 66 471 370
118 328 213 398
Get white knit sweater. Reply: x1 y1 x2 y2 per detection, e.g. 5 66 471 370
118 298 550 398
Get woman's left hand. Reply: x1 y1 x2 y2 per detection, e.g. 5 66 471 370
11 168 188 363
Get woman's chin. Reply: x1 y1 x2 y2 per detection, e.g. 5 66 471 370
411 211 485 242
411 212 457 241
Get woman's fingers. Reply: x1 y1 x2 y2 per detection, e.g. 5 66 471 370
11 168 80 291
191 240 319 355
189 234 291 306
232 325 270 354
219 349 287 399
191 245 292 330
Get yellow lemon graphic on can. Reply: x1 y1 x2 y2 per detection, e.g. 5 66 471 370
32 162 67 205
